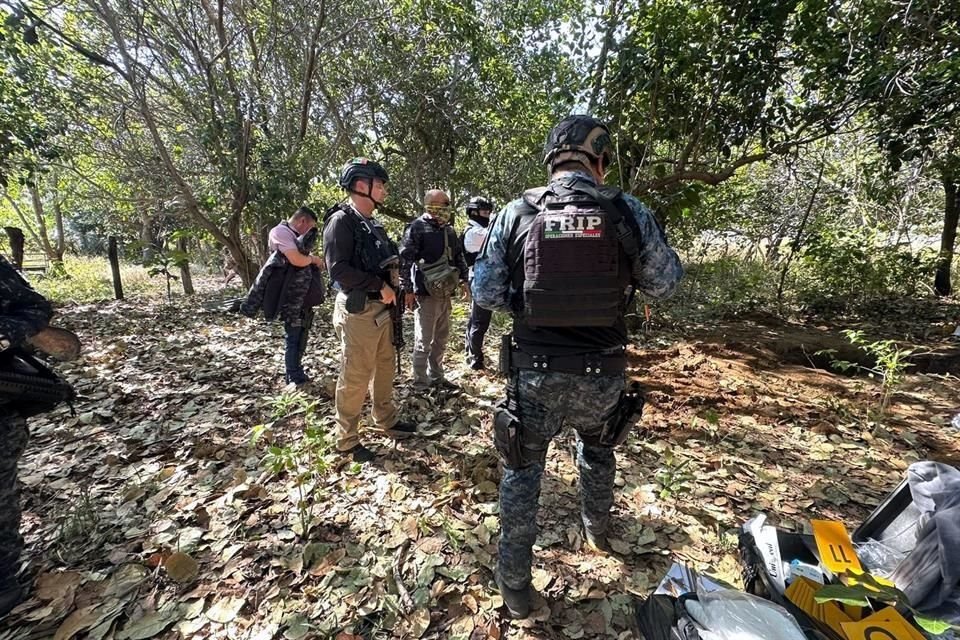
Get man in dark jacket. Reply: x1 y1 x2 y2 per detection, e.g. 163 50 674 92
241 206 324 385
0 255 80 617
399 189 469 391
323 158 417 463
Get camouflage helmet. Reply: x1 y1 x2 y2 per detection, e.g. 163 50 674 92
338 157 389 190
465 196 494 212
542 115 612 170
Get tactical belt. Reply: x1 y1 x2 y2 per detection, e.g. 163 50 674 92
510 349 625 376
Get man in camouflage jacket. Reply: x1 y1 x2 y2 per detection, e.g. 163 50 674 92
472 116 683 618
0 255 54 617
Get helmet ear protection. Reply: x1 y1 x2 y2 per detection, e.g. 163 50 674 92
543 116 612 171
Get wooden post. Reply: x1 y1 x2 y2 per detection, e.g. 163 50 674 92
108 236 124 300
177 235 194 295
4 227 25 268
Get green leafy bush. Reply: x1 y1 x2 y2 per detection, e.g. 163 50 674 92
792 227 937 310
661 256 780 319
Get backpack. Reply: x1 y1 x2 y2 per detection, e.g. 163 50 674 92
511 177 639 327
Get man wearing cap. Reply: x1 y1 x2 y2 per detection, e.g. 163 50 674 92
460 196 495 370
399 189 470 392
472 116 683 618
323 158 418 463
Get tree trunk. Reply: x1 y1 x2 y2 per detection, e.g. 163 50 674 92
777 159 826 303
28 183 59 265
178 235 195 295
4 227 25 267
257 222 270 264
140 210 158 262
587 0 621 113
108 236 124 300
934 176 958 297
52 196 66 261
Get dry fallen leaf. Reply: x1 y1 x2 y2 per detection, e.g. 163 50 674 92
35 571 83 605
164 551 199 583
205 595 245 624
53 605 99 640
406 608 431 638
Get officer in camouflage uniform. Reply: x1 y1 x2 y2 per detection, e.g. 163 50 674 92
0 255 78 617
472 115 683 618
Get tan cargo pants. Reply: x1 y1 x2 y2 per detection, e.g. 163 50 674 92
332 293 399 451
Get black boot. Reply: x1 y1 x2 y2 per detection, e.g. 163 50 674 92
495 572 530 619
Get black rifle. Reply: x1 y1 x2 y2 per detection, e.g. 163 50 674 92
378 256 405 375
391 291 405 375
0 348 76 418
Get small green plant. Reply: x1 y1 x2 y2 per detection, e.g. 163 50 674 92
267 389 316 421
655 450 695 499
819 329 914 411
440 515 463 552
54 489 103 563
257 391 333 538
696 409 726 443
417 515 434 537
143 245 189 302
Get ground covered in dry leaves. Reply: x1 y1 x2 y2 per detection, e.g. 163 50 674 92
2 283 958 640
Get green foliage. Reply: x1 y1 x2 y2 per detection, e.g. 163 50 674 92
820 330 914 411
655 451 694 499
258 390 334 538
140 240 190 302
792 227 938 310
32 256 153 304
5 0 958 299
660 257 779 319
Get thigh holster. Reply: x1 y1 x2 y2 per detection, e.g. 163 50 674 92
493 399 549 470
580 382 646 448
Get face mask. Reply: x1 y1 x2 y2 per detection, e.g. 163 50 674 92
426 204 451 223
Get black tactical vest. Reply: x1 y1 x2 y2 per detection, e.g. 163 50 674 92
510 180 631 327
324 204 398 282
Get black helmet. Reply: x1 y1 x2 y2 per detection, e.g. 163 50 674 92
542 115 612 170
338 157 389 190
465 196 494 212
